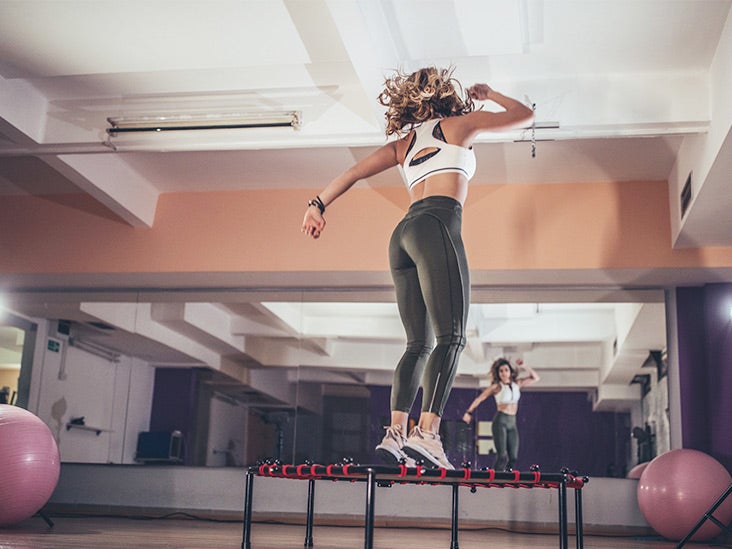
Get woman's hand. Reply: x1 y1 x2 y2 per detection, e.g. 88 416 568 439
302 206 326 239
462 412 473 424
467 83 494 101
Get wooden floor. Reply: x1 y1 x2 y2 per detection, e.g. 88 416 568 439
0 516 696 549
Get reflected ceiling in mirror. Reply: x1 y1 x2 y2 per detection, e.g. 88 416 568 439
7 294 667 414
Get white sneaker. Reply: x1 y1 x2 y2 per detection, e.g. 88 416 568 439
375 425 415 466
403 426 454 469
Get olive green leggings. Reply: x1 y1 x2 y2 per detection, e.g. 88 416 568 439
388 196 469 416
492 411 519 471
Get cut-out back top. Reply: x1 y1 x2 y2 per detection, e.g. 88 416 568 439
402 118 476 190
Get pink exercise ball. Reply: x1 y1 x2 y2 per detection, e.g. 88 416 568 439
626 461 649 479
637 449 732 542
0 405 60 527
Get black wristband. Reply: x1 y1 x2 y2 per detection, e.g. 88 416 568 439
308 196 325 214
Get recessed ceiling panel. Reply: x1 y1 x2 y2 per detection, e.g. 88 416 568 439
386 0 524 60
454 0 525 56
0 1 310 78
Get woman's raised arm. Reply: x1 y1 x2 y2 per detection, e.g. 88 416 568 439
302 139 402 239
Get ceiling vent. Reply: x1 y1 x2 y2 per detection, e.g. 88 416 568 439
680 171 692 218
86 321 116 331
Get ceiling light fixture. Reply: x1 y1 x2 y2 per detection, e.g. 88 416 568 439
106 111 302 136
68 337 121 363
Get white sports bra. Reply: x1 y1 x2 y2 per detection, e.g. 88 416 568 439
402 119 476 189
494 382 521 405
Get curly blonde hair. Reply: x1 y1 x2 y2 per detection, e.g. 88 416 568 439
378 66 474 137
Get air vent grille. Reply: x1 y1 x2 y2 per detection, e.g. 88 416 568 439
680 171 692 218
87 321 115 331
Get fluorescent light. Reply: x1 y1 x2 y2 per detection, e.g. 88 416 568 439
106 111 301 135
69 337 121 363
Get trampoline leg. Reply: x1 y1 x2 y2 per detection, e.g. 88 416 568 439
304 478 315 547
242 471 254 549
574 488 583 549
558 481 568 549
364 468 376 549
36 511 54 527
450 483 460 549
676 483 732 548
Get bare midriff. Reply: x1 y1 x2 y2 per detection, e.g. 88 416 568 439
408 172 469 206
497 402 519 415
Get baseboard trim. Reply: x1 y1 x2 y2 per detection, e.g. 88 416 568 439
43 503 656 538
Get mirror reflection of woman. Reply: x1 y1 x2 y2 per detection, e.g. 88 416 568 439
303 67 533 469
463 358 540 471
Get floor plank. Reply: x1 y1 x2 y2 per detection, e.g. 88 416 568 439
0 516 685 548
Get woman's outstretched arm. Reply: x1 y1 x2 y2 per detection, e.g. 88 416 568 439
463 384 499 423
301 140 401 239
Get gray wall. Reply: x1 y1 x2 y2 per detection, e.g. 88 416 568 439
49 463 650 534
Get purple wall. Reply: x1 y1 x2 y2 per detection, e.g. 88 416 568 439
677 284 732 473
676 287 710 451
150 368 199 465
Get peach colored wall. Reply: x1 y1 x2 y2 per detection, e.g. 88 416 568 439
463 181 732 270
2 181 732 279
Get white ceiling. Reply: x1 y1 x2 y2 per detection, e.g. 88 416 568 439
2 0 729 413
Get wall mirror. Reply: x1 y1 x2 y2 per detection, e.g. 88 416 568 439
1 287 668 477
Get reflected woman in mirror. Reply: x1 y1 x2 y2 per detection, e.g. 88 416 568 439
462 358 540 471
302 67 534 469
